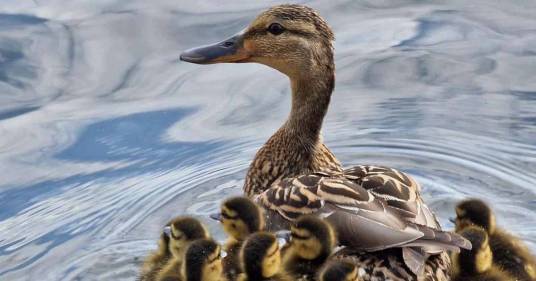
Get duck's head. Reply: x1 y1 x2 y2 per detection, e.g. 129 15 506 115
289 215 336 260
211 197 264 241
454 199 496 234
240 232 282 280
452 226 493 275
319 261 359 281
182 238 223 281
180 4 334 80
164 216 210 258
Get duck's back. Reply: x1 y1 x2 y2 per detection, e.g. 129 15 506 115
490 229 536 281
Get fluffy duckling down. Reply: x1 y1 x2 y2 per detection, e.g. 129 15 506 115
211 197 265 281
451 226 514 281
454 199 536 281
158 238 224 281
283 215 336 281
140 217 209 281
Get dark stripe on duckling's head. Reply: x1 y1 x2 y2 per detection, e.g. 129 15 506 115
455 226 492 275
291 215 336 259
222 197 264 235
167 216 209 241
455 199 495 233
319 261 358 281
240 232 280 279
183 239 221 281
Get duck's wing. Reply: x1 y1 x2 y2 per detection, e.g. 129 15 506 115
343 165 440 229
256 174 470 253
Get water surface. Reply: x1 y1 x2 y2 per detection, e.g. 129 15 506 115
0 0 535 280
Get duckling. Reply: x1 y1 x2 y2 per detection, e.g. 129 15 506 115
139 231 172 281
318 261 359 281
150 217 209 281
180 5 471 279
237 232 291 281
454 199 536 281
283 216 336 281
211 197 265 281
451 226 514 281
158 238 224 281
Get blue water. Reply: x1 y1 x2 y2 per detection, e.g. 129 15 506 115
0 1 535 280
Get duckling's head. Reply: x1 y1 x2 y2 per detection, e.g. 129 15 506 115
214 197 264 241
181 4 334 80
454 199 496 234
240 232 282 280
319 261 359 281
290 215 336 260
452 226 493 275
182 238 223 281
165 216 210 258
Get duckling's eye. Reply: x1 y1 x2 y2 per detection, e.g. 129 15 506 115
267 23 285 35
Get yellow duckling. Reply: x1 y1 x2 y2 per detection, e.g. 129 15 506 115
210 197 265 281
454 199 536 281
451 226 514 281
139 231 172 281
158 238 224 281
283 216 336 281
318 261 360 281
237 232 291 281
149 217 209 281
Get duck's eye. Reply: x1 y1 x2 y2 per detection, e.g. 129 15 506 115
267 23 285 35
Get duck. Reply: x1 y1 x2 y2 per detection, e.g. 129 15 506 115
157 238 224 281
237 232 291 281
210 196 265 281
140 217 209 281
152 217 210 281
318 261 360 281
180 4 471 280
451 226 514 281
453 198 536 281
282 215 336 281
139 231 172 281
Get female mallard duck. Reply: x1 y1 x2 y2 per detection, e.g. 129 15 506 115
140 216 210 281
283 216 335 281
237 232 291 281
210 197 265 281
180 4 470 280
318 261 360 281
453 199 536 281
451 226 514 281
157 238 224 281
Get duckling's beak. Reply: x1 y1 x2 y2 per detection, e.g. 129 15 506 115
180 29 250 64
449 217 456 223
163 226 172 237
209 212 223 222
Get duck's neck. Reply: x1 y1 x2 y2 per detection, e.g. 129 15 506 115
243 68 336 197
282 73 334 144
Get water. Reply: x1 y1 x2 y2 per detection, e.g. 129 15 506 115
0 0 535 280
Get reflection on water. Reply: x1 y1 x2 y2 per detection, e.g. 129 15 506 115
0 0 535 280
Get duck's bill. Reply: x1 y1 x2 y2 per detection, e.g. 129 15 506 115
180 30 250 64
448 217 456 223
209 212 223 222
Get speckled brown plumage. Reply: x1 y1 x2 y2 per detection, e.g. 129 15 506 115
333 248 451 281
